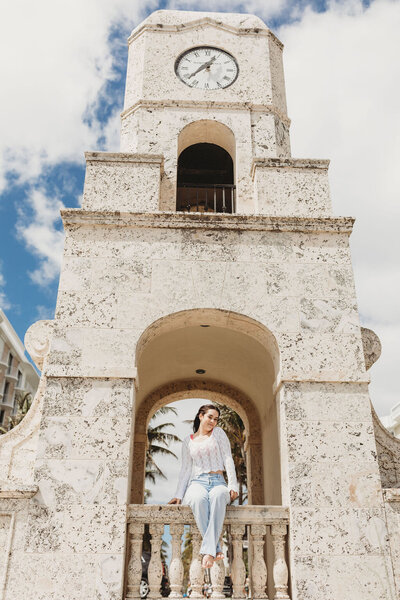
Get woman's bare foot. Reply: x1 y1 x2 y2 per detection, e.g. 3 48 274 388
215 552 224 561
202 554 214 569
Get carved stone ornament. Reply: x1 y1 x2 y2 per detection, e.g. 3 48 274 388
24 319 54 370
361 327 382 370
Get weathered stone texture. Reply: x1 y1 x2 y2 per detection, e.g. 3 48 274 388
252 159 332 217
0 8 397 600
49 221 366 384
82 153 163 212
0 378 135 599
280 381 397 598
372 405 400 488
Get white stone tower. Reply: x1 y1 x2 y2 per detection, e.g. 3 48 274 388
0 10 399 600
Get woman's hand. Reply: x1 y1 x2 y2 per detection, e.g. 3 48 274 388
230 490 239 502
168 498 182 504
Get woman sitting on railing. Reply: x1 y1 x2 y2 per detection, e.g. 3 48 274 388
168 404 239 570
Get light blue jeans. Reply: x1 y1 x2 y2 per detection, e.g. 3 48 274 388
183 473 230 557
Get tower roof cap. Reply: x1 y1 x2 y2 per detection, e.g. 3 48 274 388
129 10 275 42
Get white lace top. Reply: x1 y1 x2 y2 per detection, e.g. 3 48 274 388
174 426 239 500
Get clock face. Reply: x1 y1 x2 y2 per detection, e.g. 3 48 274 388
175 46 239 90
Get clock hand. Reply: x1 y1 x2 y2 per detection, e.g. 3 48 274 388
188 56 216 78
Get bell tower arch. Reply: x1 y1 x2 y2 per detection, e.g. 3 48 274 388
176 120 236 212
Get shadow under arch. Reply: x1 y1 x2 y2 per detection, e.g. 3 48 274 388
135 309 280 377
131 309 281 507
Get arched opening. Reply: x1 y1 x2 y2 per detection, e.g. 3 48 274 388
125 310 289 600
176 143 235 213
131 309 281 509
145 397 248 506
176 120 236 213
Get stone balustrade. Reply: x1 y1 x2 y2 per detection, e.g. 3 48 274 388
126 504 290 600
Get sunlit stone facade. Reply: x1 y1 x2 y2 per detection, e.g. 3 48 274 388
0 10 399 600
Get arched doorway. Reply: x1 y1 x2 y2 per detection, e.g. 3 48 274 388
130 309 281 508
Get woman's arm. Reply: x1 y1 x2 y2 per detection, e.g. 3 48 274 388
216 427 239 496
168 436 192 503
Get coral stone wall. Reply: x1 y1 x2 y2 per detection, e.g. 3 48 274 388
280 381 396 599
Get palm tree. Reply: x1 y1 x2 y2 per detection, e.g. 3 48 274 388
145 405 181 497
214 403 247 505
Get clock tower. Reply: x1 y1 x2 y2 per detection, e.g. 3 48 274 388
0 9 398 600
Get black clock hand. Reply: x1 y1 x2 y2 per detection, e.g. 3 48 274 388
188 56 216 78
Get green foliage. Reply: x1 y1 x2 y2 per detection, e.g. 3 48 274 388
145 405 181 487
0 391 32 434
214 403 247 504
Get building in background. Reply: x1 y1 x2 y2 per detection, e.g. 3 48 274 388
381 404 400 438
0 309 39 429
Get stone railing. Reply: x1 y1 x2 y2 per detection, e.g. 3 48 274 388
126 504 290 600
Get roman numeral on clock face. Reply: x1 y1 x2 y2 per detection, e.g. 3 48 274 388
175 46 238 89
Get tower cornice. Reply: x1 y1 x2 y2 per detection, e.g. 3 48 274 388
121 100 291 126
128 16 283 49
61 209 354 234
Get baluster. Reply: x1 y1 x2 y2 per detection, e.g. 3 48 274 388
210 536 225 599
189 525 204 599
250 524 268 599
231 524 246 600
271 523 290 600
169 523 184 598
148 524 164 600
125 522 144 599
222 187 226 212
213 187 217 212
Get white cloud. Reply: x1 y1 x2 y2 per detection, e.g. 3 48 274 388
164 0 288 20
0 0 154 192
279 0 400 415
35 304 56 321
16 189 65 286
0 264 11 310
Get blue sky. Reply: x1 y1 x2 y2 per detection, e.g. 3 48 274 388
1 0 399 416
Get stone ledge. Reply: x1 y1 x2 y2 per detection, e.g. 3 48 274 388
127 503 289 523
85 152 164 165
0 484 38 499
251 157 330 177
61 209 355 234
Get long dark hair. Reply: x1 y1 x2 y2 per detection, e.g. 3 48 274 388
193 404 220 433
